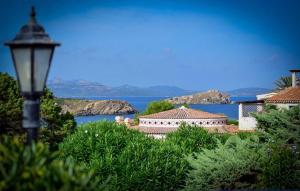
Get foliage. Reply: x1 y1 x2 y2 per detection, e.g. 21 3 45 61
134 100 174 125
143 100 175 115
261 143 300 189
0 73 23 134
165 123 219 154
0 135 105 191
184 136 267 191
183 105 300 190
0 72 76 149
40 89 76 149
181 103 190 108
253 105 300 145
60 121 187 191
275 76 292 90
227 119 238 125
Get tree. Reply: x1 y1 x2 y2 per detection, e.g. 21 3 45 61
134 100 175 124
143 100 174 115
0 72 76 149
275 76 292 90
253 106 300 145
0 73 22 134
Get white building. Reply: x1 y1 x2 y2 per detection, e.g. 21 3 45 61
238 69 300 130
238 100 264 131
138 106 229 138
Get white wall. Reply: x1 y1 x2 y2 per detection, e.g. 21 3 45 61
238 103 258 130
274 103 299 110
139 118 227 128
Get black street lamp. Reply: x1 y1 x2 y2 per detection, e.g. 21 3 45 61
4 6 60 144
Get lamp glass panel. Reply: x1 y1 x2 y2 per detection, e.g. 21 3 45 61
12 48 31 92
34 48 52 92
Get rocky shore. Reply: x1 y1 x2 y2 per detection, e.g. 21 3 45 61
58 99 137 116
165 90 230 104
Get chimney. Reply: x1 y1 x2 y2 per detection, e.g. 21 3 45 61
289 69 300 87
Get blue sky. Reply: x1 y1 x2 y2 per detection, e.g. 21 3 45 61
0 0 299 90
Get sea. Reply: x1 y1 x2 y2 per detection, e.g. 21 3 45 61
75 96 256 124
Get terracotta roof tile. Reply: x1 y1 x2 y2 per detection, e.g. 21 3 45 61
265 87 300 103
139 107 226 119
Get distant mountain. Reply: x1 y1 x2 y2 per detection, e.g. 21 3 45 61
47 80 192 97
226 88 272 96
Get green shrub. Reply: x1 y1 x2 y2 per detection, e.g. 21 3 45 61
184 136 266 191
0 135 105 191
261 144 300 189
253 105 300 145
60 121 187 191
165 123 219 154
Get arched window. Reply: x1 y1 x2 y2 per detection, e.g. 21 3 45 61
168 122 171 125
176 122 179 125
161 122 163 125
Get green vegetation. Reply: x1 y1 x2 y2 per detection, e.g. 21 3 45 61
184 135 266 190
183 106 300 190
0 136 104 191
0 73 22 134
0 72 76 149
143 100 175 115
1 72 299 190
228 119 239 125
60 121 187 191
165 123 219 154
134 100 175 124
253 105 300 145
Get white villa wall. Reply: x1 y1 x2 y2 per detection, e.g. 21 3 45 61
139 118 227 128
274 103 299 110
238 103 262 131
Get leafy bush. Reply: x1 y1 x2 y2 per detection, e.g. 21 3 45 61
184 136 266 191
261 144 300 189
60 121 187 191
253 105 300 145
0 135 105 191
165 123 219 154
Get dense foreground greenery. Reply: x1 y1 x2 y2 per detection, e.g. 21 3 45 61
1 104 299 190
1 73 299 190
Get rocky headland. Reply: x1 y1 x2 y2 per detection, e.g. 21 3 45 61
58 99 137 116
165 90 230 104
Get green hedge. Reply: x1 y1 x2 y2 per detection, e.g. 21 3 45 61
59 121 187 191
0 136 105 191
184 136 267 191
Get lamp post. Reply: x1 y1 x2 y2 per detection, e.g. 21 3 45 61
5 6 60 144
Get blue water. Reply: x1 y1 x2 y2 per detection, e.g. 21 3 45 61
75 96 256 124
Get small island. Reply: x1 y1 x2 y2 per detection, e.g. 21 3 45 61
165 90 230 104
57 99 137 116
